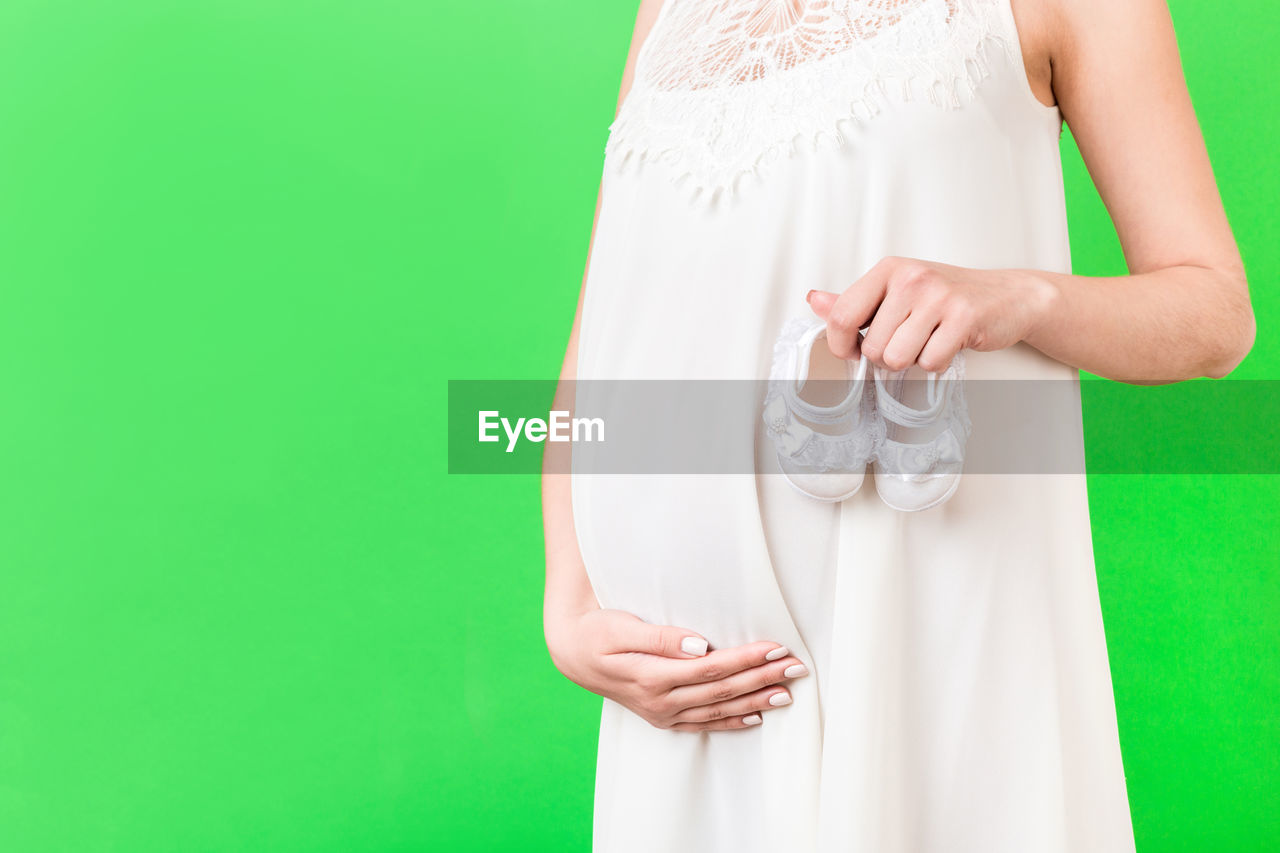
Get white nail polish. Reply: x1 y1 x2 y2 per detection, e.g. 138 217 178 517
783 664 809 678
681 636 708 656
765 646 789 661
743 714 763 726
769 693 793 706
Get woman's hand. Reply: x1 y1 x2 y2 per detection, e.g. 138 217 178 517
806 256 1060 372
546 607 809 732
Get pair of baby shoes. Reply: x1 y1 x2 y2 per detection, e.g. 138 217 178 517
761 316 972 512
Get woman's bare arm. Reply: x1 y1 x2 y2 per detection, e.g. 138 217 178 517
1020 0 1254 380
811 0 1255 383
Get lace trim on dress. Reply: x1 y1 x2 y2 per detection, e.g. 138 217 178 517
603 0 1017 207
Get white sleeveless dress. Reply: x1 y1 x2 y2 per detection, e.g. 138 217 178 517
570 1 1136 850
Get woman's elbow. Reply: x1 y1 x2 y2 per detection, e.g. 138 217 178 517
1201 274 1256 379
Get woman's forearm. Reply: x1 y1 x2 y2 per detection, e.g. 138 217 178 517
543 398 601 674
541 181 604 672
807 254 1255 384
1022 263 1255 383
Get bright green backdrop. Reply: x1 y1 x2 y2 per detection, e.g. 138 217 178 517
0 1 1275 851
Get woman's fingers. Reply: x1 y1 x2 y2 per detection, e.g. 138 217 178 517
916 322 965 373
812 261 891 359
670 684 795 726
810 257 984 370
879 311 942 372
640 641 793 690
664 652 809 708
596 609 710 659
806 288 839 318
857 291 912 366
579 612 810 732
668 713 765 733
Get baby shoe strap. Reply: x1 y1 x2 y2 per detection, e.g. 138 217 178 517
786 324 869 425
874 366 948 428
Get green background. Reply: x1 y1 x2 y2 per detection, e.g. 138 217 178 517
0 1 1275 850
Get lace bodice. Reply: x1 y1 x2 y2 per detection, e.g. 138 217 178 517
604 0 1022 205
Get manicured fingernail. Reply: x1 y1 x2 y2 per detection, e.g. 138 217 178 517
769 692 793 707
681 637 708 656
743 714 763 726
765 645 789 661
784 664 809 678
805 289 815 302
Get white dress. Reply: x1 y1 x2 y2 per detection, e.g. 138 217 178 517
570 1 1136 850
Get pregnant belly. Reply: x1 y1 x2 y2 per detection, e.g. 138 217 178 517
571 473 790 650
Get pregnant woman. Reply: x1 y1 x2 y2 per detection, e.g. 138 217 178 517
542 1 1254 850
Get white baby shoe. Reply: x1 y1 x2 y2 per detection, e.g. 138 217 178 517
870 354 972 512
762 317 883 502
